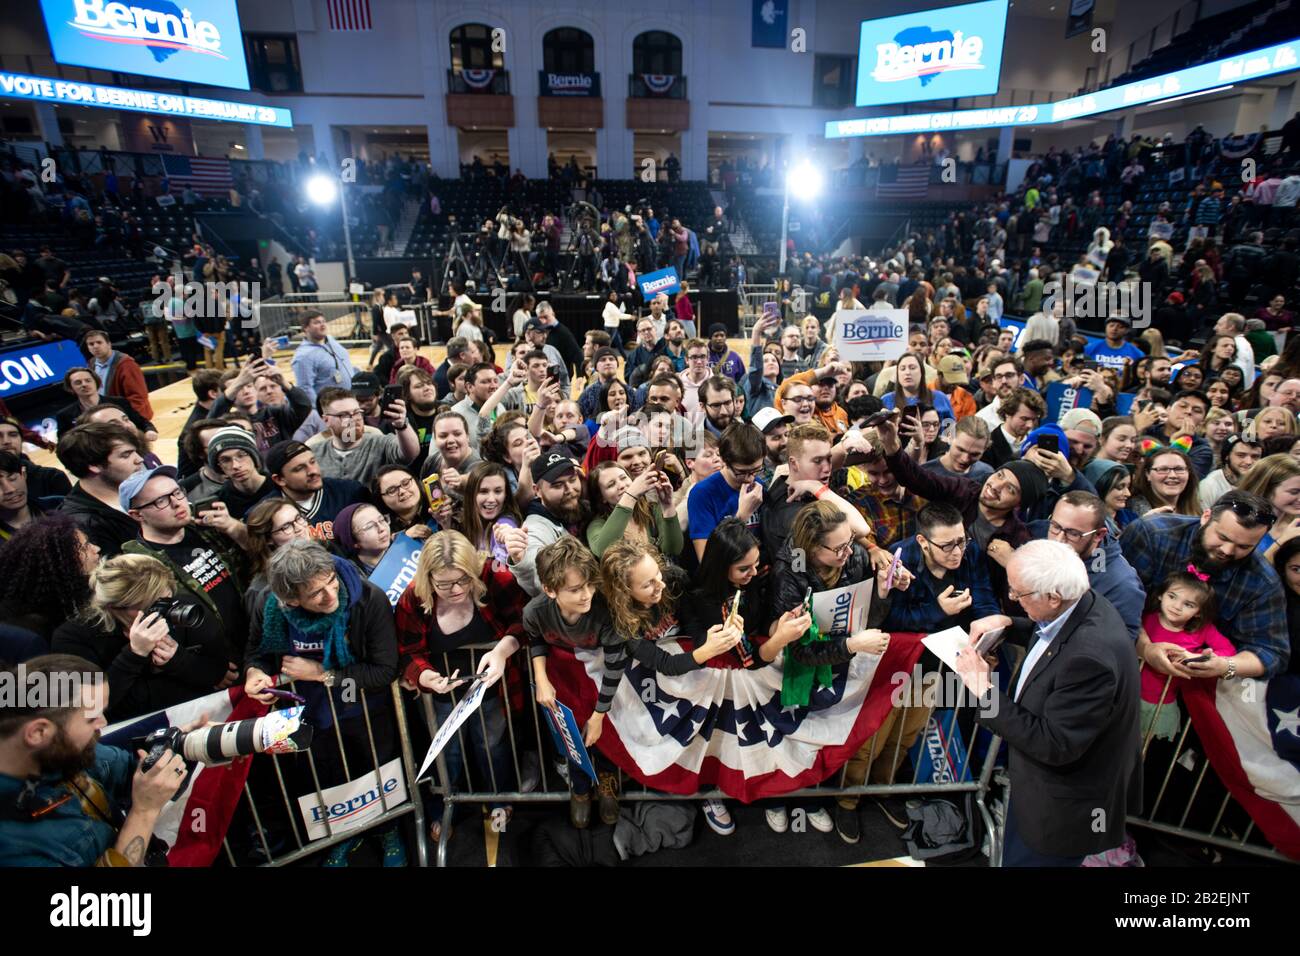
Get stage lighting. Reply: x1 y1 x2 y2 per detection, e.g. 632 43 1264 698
305 174 338 205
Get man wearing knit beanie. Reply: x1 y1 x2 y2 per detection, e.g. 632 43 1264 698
208 426 275 519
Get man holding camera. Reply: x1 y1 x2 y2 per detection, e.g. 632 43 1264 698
314 387 419 486
0 655 187 866
120 466 250 669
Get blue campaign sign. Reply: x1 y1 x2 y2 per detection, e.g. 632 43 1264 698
368 534 425 607
855 0 1008 107
1044 381 1095 425
833 36 1300 137
41 0 250 90
637 266 681 299
544 701 597 782
1115 392 1136 416
0 340 88 399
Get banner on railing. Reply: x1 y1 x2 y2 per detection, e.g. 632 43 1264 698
642 74 677 95
297 757 408 841
540 71 600 97
460 69 497 91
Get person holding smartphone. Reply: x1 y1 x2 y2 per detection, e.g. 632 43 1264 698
394 531 527 843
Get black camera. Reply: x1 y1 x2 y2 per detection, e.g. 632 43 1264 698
145 597 204 630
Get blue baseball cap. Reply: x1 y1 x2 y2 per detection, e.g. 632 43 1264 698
119 465 179 512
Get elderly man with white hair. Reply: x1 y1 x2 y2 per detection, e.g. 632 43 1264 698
953 538 1142 867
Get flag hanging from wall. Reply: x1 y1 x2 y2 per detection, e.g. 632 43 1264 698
161 155 233 197
752 0 789 48
328 0 373 31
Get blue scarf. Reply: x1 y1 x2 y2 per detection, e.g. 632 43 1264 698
256 556 362 671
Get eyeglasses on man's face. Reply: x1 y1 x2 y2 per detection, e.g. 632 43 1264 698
141 487 187 511
923 534 967 555
1047 520 1099 544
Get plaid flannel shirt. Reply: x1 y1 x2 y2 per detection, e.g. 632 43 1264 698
394 560 528 687
1120 514 1290 676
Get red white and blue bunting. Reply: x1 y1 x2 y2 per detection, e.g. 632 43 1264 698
642 73 677 95
460 69 498 91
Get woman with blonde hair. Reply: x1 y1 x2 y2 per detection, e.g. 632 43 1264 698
1140 328 1167 359
52 553 231 721
394 530 528 841
1248 406 1299 443
1236 454 1300 559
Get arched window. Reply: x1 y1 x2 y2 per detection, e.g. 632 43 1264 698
632 31 682 75
450 23 503 71
543 27 595 74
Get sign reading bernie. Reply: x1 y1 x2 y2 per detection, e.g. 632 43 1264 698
831 308 908 362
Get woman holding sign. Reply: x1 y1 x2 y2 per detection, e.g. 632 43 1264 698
767 500 895 839
394 530 528 843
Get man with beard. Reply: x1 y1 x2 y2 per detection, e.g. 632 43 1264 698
1121 489 1289 679
402 368 441 473
265 441 366 542
1059 408 1103 472
699 376 742 439
752 407 792 484
0 655 187 866
500 451 589 596
1030 491 1145 640
1198 434 1262 510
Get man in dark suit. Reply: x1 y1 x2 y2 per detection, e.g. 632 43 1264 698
953 538 1141 866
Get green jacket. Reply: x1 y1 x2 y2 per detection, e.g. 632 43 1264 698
123 527 250 623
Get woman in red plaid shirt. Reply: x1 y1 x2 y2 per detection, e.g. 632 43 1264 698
394 531 528 841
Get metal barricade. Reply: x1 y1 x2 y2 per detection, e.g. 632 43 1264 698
739 284 778 338
251 300 370 346
413 642 1006 868
1125 668 1296 864
220 681 429 867
415 650 1300 867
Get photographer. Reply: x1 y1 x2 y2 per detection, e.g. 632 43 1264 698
51 555 231 722
0 655 188 866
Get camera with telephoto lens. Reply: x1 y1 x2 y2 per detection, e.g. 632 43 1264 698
138 707 315 791
145 597 204 630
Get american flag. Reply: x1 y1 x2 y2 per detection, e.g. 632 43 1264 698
162 155 234 197
876 164 931 201
1181 674 1300 859
327 0 373 30
102 687 270 866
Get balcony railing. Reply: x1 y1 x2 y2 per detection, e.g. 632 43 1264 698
628 74 687 99
447 68 511 95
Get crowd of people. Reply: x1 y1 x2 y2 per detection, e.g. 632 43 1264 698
3 235 1299 866
3 116 1300 868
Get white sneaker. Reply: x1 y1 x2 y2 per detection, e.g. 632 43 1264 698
701 799 735 836
765 807 789 833
807 808 834 833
